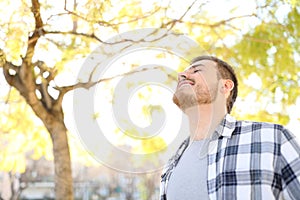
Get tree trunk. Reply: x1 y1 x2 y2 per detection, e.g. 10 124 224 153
19 100 74 199
26 106 74 200
2 61 74 199
1 0 75 197
46 119 73 200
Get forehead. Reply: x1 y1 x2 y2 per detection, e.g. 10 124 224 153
185 59 218 71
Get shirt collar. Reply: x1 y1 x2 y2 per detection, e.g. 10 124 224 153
214 114 236 138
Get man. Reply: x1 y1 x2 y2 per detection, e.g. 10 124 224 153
160 55 300 200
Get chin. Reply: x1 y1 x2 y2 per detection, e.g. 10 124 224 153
173 93 197 111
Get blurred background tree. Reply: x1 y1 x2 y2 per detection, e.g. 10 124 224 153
0 0 299 199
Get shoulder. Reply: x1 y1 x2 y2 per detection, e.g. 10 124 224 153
234 118 287 132
233 118 296 142
221 115 291 140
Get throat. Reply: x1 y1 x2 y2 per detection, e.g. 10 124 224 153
185 105 226 141
189 122 212 140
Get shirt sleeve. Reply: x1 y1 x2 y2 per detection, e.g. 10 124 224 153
280 127 300 200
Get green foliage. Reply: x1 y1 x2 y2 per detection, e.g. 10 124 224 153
1 0 300 175
227 2 300 123
237 110 290 126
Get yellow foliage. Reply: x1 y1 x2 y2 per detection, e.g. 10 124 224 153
0 153 26 173
0 0 300 177
133 136 167 154
0 90 53 173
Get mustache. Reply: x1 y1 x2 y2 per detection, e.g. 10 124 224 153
178 78 195 84
177 78 195 87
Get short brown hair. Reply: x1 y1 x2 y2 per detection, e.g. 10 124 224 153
191 55 238 113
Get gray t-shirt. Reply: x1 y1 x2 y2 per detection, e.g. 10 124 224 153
166 139 210 200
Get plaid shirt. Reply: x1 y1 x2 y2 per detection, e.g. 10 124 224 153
160 114 300 200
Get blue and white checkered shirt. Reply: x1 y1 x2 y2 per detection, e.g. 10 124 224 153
160 114 300 200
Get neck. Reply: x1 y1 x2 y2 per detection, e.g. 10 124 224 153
184 102 227 141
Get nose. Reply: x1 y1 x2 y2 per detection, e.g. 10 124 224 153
178 71 188 81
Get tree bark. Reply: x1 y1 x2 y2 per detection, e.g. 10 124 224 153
45 118 73 200
2 63 74 199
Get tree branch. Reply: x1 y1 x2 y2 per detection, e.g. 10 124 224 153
62 0 161 28
25 0 45 64
163 13 257 29
36 82 54 110
210 13 257 27
34 61 57 82
45 30 106 43
44 28 176 46
2 63 20 88
57 66 176 94
162 0 201 29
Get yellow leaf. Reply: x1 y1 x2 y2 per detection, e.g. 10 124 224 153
140 136 167 154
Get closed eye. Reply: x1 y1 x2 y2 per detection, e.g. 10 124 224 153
193 69 202 73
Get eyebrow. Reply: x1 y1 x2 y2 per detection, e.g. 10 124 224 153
187 63 206 70
191 63 205 68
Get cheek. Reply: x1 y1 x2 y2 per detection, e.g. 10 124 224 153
194 83 209 94
197 72 216 85
196 78 213 90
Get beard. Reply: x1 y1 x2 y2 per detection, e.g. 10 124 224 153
172 82 218 111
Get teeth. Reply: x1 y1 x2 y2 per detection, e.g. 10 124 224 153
179 82 193 88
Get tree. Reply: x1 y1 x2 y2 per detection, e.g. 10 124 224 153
224 1 300 123
0 0 299 199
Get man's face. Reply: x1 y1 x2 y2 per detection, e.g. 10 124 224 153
173 59 220 111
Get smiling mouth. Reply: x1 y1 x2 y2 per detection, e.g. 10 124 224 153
178 80 194 88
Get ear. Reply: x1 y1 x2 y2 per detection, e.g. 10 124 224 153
220 79 234 98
